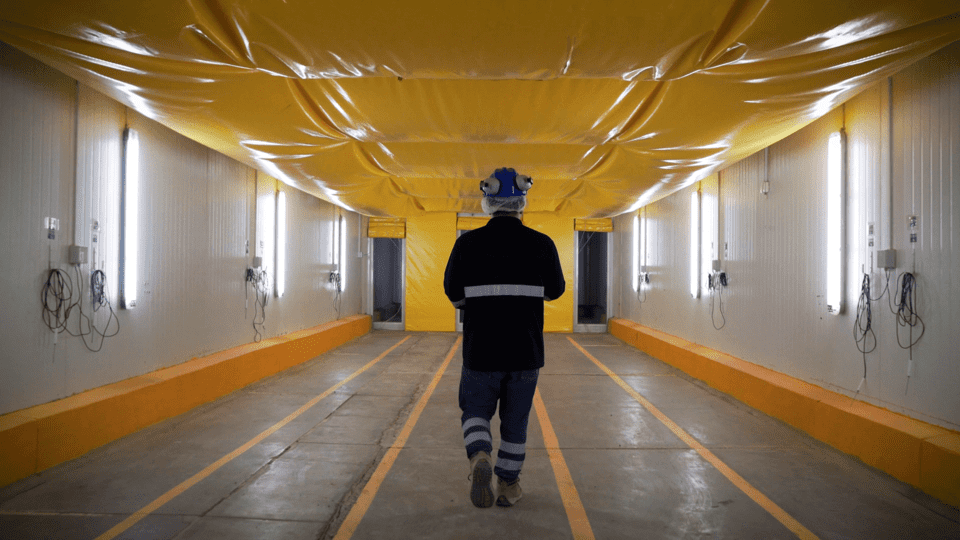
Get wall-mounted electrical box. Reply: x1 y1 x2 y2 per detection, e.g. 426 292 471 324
876 249 897 270
712 259 722 272
68 245 88 265
251 256 263 268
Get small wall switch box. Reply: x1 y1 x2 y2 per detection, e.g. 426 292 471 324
876 249 897 269
69 245 87 265
712 259 722 272
251 256 263 268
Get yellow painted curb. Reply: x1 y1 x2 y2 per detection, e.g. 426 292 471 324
0 315 371 488
609 318 960 510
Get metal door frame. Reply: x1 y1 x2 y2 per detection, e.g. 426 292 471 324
573 229 612 333
368 236 405 331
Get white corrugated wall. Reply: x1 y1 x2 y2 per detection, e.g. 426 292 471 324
0 42 364 414
614 41 960 431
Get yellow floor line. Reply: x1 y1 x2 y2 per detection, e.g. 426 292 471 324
332 335 461 540
533 388 596 540
94 335 412 540
567 336 820 540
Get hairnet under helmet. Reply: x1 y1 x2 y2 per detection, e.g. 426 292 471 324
481 195 527 214
479 168 532 215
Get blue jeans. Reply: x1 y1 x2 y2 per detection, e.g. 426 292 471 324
459 366 539 482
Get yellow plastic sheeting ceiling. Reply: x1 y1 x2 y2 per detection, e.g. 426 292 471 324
1 2 959 217
523 214 575 333
405 213 456 332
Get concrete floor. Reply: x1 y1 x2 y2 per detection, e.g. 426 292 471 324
1 332 958 539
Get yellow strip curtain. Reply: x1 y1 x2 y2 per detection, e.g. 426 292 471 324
368 217 405 238
574 218 613 232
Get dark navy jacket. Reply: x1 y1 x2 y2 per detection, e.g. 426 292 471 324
443 216 565 371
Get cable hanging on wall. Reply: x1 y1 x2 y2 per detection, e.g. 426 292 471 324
707 270 727 330
891 271 924 350
853 273 877 391
41 268 72 335
70 266 120 352
250 268 269 342
41 265 120 352
333 272 343 319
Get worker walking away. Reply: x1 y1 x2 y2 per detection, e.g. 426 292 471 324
443 167 565 508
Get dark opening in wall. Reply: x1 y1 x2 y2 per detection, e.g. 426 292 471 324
577 231 607 325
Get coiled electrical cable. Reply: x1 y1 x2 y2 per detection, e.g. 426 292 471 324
854 274 877 355
251 269 269 342
71 266 119 352
853 273 876 383
41 266 119 351
891 272 924 350
41 268 72 333
710 273 726 330
91 269 107 307
333 272 343 319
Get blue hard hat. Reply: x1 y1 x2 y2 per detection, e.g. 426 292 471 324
479 168 533 198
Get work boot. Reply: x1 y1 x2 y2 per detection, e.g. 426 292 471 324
469 451 493 508
496 476 522 507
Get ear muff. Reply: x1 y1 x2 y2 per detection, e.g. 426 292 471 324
479 176 501 196
515 174 533 191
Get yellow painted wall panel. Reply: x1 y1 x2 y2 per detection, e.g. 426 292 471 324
405 213 457 332
523 213 574 333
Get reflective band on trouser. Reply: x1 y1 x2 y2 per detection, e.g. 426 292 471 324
464 284 545 298
499 440 525 454
462 417 492 457
496 458 523 471
464 431 492 446
462 417 490 432
495 440 526 481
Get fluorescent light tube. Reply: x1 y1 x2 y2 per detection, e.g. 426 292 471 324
826 131 845 313
120 128 139 309
276 191 286 297
690 190 700 299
